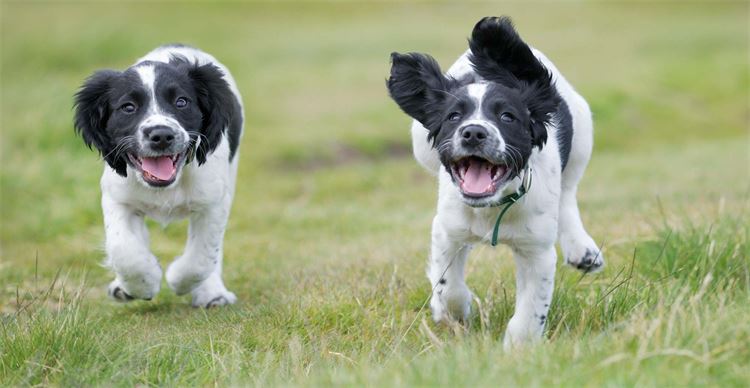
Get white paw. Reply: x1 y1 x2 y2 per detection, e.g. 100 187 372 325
107 253 162 301
430 283 473 323
560 233 604 273
191 287 237 308
166 257 213 295
503 315 542 351
107 274 160 302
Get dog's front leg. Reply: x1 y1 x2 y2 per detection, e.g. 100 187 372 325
428 216 474 323
102 194 162 301
503 245 557 350
166 201 228 296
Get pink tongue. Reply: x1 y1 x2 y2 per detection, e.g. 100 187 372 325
141 156 175 180
462 160 493 194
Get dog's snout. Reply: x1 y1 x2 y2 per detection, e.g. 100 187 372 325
144 126 176 150
460 125 489 146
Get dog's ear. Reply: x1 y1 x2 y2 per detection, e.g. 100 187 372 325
185 62 239 165
387 52 456 143
74 70 128 176
468 16 560 149
468 16 549 85
519 75 559 148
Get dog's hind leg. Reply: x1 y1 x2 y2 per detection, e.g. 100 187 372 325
558 187 603 273
557 101 603 273
102 194 162 302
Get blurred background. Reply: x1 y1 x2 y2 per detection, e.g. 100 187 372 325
0 1 748 385
1 0 747 303
2 0 748 299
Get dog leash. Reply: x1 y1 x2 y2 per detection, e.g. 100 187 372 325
490 165 532 247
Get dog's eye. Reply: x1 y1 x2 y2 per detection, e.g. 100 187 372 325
500 112 515 123
120 103 137 114
175 97 189 109
448 112 462 122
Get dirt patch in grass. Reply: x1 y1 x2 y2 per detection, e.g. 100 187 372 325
275 140 413 171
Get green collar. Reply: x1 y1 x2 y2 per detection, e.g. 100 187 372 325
490 166 532 247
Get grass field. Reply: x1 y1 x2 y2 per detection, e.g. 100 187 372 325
1 1 749 386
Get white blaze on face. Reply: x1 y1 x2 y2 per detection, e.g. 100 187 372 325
136 64 157 103
452 83 506 154
461 83 503 148
134 64 187 146
466 83 489 115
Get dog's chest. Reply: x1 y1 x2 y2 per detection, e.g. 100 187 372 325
107 173 224 224
126 186 203 224
136 198 194 224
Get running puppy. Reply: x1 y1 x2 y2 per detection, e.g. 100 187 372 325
74 45 243 307
387 17 603 348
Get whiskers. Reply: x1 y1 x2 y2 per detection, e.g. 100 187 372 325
504 144 524 175
436 138 453 157
185 130 208 149
102 135 138 162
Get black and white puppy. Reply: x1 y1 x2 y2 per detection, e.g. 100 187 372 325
387 17 603 348
74 45 243 307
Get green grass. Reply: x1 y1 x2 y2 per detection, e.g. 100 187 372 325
1 1 748 386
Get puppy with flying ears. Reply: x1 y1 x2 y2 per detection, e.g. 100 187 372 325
74 45 243 307
387 17 603 348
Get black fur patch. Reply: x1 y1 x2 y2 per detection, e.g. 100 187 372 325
386 52 460 143
468 17 551 85
556 100 573 170
74 69 128 176
170 56 242 163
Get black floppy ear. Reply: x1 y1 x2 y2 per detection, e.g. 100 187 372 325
468 16 549 85
468 16 561 149
187 62 240 164
386 52 456 143
74 70 128 176
520 76 559 148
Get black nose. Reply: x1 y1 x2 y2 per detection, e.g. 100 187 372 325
460 125 489 146
144 126 176 150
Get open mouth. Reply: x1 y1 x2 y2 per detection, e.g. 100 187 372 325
450 156 512 198
128 152 185 186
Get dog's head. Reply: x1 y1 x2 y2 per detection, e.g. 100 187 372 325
387 16 560 207
74 56 236 188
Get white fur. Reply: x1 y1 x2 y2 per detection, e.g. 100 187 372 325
412 50 603 349
101 46 242 307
